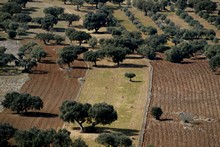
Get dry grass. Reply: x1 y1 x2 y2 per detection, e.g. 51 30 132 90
69 55 150 146
166 12 192 29
113 9 139 32
188 12 220 38
129 7 163 35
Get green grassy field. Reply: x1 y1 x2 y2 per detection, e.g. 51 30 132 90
71 55 150 146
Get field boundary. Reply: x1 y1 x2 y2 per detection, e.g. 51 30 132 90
138 60 153 147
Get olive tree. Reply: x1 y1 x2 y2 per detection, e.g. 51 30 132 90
124 72 136 81
151 107 163 120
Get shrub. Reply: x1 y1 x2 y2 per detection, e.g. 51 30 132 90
151 107 163 120
7 30 17 39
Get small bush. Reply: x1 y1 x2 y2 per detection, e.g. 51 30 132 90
151 107 163 120
7 30 17 39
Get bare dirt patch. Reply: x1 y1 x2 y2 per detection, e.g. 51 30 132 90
0 43 87 130
142 59 220 147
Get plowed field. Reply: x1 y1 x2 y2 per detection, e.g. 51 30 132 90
0 44 87 130
143 59 220 147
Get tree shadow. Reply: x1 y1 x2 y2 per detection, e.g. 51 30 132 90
74 25 84 29
20 112 58 118
89 127 139 136
52 27 66 33
28 24 41 29
126 56 144 59
96 63 147 68
31 70 48 74
131 80 142 83
159 118 173 122
41 60 56 64
181 61 194 64
21 7 39 14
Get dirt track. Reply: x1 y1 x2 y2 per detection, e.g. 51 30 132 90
142 59 220 147
0 44 87 130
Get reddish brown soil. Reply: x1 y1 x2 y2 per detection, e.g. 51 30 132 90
0 44 87 130
143 59 220 147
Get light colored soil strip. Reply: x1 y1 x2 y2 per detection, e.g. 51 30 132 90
129 7 163 34
167 12 192 29
188 12 220 38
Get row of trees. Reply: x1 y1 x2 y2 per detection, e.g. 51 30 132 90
123 7 158 36
197 11 220 30
0 123 88 147
204 44 220 71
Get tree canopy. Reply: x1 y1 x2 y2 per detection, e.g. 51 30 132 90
2 92 43 114
0 123 17 147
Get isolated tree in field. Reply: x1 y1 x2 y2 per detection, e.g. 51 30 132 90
59 101 91 132
57 47 78 68
209 54 220 72
88 103 118 128
2 92 43 114
1 2 22 15
68 31 91 45
0 123 17 146
72 138 88 147
30 45 47 62
151 107 163 120
15 58 37 72
124 72 136 81
35 33 55 44
88 37 98 48
83 12 107 33
96 132 132 147
43 7 64 18
13 13 32 23
60 13 80 26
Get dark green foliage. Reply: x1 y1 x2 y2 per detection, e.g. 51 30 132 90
151 107 163 120
209 54 220 71
57 46 78 68
30 45 47 62
41 15 58 31
13 13 32 23
43 7 64 18
60 13 80 26
7 30 17 39
35 33 55 44
72 138 88 147
14 127 72 147
1 2 22 15
54 35 65 45
15 58 37 72
88 37 98 48
165 48 183 63
176 0 187 10
124 72 136 81
83 12 107 33
67 30 91 45
88 103 118 128
96 132 132 147
0 123 17 147
205 44 220 59
70 0 84 11
0 46 16 67
59 101 91 132
2 92 43 114
194 0 217 13
137 45 156 60
9 0 28 8
83 50 100 66
0 13 12 22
